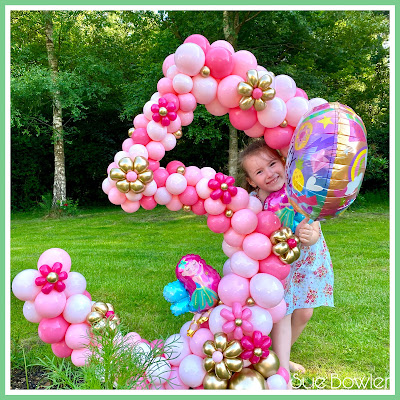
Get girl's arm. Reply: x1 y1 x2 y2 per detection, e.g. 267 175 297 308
295 219 320 246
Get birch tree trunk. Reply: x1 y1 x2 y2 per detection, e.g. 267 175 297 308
44 11 66 207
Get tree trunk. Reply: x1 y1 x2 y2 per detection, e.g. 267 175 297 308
44 11 66 207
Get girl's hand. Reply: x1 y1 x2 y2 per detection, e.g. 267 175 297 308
295 218 320 246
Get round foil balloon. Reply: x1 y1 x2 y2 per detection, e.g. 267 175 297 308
285 102 367 220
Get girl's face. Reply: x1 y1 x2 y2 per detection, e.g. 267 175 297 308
244 150 285 197
181 260 199 277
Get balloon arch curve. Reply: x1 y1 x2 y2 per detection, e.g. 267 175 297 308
12 34 367 391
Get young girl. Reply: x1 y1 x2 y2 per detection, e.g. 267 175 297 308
239 139 334 385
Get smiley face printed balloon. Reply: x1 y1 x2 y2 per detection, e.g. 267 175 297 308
285 102 367 221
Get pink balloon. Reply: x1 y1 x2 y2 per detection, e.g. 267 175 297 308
267 299 287 323
205 97 229 116
101 178 112 195
153 167 169 187
173 74 193 94
247 305 273 336
154 187 172 205
295 87 308 100
244 121 266 138
23 301 42 323
179 186 199 206
63 271 86 298
122 137 134 152
179 321 192 337
184 166 202 186
250 273 284 309
232 50 257 79
264 125 294 149
177 110 194 126
143 180 157 197
175 43 206 76
52 339 73 358
285 96 309 127
164 366 189 390
107 161 118 174
131 127 150 146
133 114 150 129
121 200 140 213
147 357 172 386
191 75 217 104
71 348 91 367
157 77 175 95
166 195 183 211
208 304 232 334
259 254 290 280
222 259 232 276
231 209 258 235
196 177 213 199
165 334 192 366
205 47 233 79
146 141 165 161
229 107 257 131
308 97 328 111
65 323 91 350
184 34 210 54
166 173 188 195
229 187 249 212
167 115 182 133
204 198 226 215
140 195 157 210
37 248 71 273
242 233 272 260
207 213 231 234
189 328 214 357
178 355 206 388
230 251 259 278
210 40 234 54
108 187 126 205
147 120 167 142
12 269 42 301
166 160 185 174
223 228 245 247
200 167 216 179
35 291 66 319
178 93 197 112
162 54 175 76
247 196 263 214
192 199 207 215
83 290 91 300
222 240 241 257
166 64 179 80
38 316 70 344
63 294 92 324
217 75 244 108
256 211 281 237
274 74 297 102
148 159 160 172
257 97 287 128
114 150 129 164
218 274 250 306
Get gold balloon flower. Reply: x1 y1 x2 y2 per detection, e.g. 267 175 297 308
203 332 243 381
237 69 276 112
270 227 301 264
110 156 153 194
86 301 120 332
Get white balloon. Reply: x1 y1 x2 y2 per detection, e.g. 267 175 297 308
154 187 172 205
63 294 92 324
267 374 288 390
125 192 143 202
161 133 176 151
12 269 41 301
114 151 129 164
247 305 273 336
23 301 42 323
165 173 187 195
179 321 192 337
222 259 232 276
200 167 216 179
308 97 328 111
64 272 86 298
143 180 157 197
146 357 172 386
164 334 192 367
128 144 148 160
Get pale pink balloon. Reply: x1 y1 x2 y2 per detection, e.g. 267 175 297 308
243 233 272 260
146 141 165 161
108 187 126 205
244 121 266 138
217 75 244 108
247 305 273 336
164 366 189 390
151 91 161 102
257 97 287 128
267 374 288 390
222 240 241 257
267 298 287 323
37 248 72 273
295 87 308 100
12 269 42 301
229 187 249 211
147 120 167 142
121 200 140 213
35 291 66 319
178 93 197 112
157 77 175 95
229 107 258 131
162 53 175 76
256 65 267 72
129 144 149 160
65 322 91 350
177 110 194 126
231 209 258 235
122 137 134 152
23 301 42 323
166 195 183 211
218 274 250 306
173 73 193 94
224 228 245 247
232 50 257 79
184 34 210 54
178 186 198 206
63 294 92 324
205 97 229 116
200 167 216 179
208 304 232 334
184 166 202 186
133 114 150 129
230 251 259 278
308 97 328 111
164 334 192 366
71 348 91 367
150 384 165 390
192 199 206 215
102 177 115 195
167 115 182 133
143 100 157 120
107 161 118 174
179 321 192 337
166 64 179 80
264 125 294 149
154 187 173 205
147 357 172 385
166 173 187 195
124 332 141 348
189 328 214 358
274 74 297 102
64 271 86 298
140 195 157 210
191 75 217 104
204 198 226 215
143 180 158 197
222 259 232 276
38 316 70 344
285 96 309 127
174 43 205 76
211 40 235 54
178 355 206 388
195 177 213 199
207 214 231 234
52 339 73 358
247 196 263 214
250 273 284 309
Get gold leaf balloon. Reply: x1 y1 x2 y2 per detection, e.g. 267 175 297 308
138 170 153 184
203 372 229 390
270 227 301 264
215 360 231 380
92 302 108 314
86 311 103 324
214 333 228 351
133 156 149 174
110 168 126 181
130 180 145 194
253 350 280 378
118 157 134 173
116 179 130 193
203 341 216 357
223 341 242 358
228 368 266 390
204 357 216 373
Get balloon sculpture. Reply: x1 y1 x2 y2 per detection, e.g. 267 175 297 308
13 33 367 391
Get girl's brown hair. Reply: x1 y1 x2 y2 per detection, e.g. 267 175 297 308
238 139 285 193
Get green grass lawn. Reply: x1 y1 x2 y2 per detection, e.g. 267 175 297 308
10 193 390 390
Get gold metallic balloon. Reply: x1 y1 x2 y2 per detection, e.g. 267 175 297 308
220 183 228 191
110 168 126 181
203 372 228 390
116 179 130 193
258 73 273 90
224 340 242 358
128 127 135 137
204 357 216 372
253 348 263 357
92 302 108 314
273 241 290 254
173 129 183 139
237 82 253 97
261 88 276 102
138 170 153 184
133 156 149 174
225 209 233 218
270 227 301 264
214 333 228 351
159 107 168 116
254 99 266 112
280 119 288 128
215 360 231 380
46 272 58 283
246 297 255 306
239 96 255 110
228 368 266 390
203 341 216 357
247 70 259 87
106 303 114 312
177 166 186 175
201 66 210 77
253 350 280 378
235 318 242 327
130 180 145 193
224 357 243 373
119 157 134 173
87 311 103 324
182 205 191 212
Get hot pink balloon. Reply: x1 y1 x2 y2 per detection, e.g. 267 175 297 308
185 166 202 186
205 47 233 79
211 40 235 54
178 93 197 112
12 269 42 301
232 50 257 79
207 213 231 233
179 186 199 206
222 240 241 257
285 96 309 127
295 87 308 100
231 208 258 235
131 127 150 146
52 339 73 358
38 316 70 344
148 159 160 172
153 167 169 187
230 251 259 278
205 97 229 116
140 195 157 210
244 121 266 138
175 43 205 76
189 328 214 357
242 232 272 260
167 160 184 175
218 274 250 306
34 291 66 319
257 97 287 128
133 114 150 129
255 211 281 237
264 125 294 149
146 141 165 161
229 107 258 131
37 248 71 273
173 73 193 94
267 299 287 323
217 75 244 108
157 77 174 95
229 187 249 212
65 322 91 350
223 228 245 247
178 354 206 388
83 290 91 300
259 254 290 281
162 54 175 76
274 74 297 102
184 34 210 54
192 199 206 215
191 75 217 105
250 273 284 309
